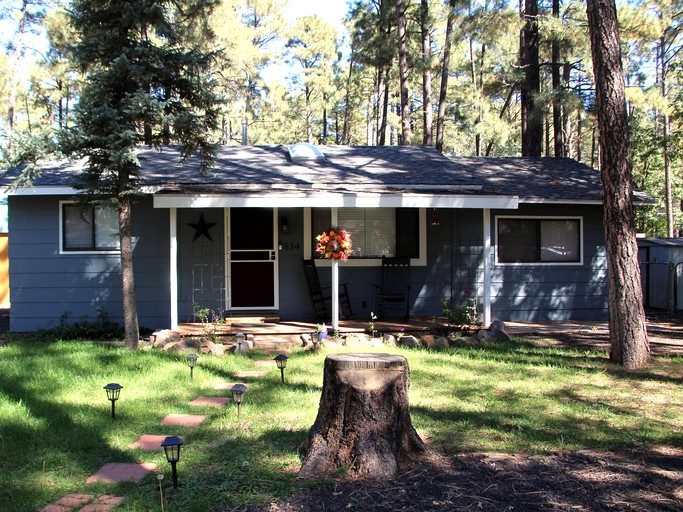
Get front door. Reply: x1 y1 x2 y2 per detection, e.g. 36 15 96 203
227 208 278 310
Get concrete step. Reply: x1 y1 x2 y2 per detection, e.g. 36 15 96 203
253 335 302 350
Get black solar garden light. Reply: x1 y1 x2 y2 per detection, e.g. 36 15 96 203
103 383 123 420
274 354 289 383
161 436 183 488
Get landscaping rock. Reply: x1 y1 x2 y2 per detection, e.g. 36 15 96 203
489 328 511 342
233 338 254 353
211 344 227 356
152 329 181 347
383 334 397 346
421 334 435 348
433 336 450 349
200 340 215 354
476 329 492 342
450 336 479 347
490 320 506 332
165 337 201 352
399 335 421 349
343 333 370 347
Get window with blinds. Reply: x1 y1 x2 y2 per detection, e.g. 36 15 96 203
312 208 419 259
62 203 120 252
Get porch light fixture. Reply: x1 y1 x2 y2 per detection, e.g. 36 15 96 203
274 354 289 383
104 383 123 420
430 208 440 226
230 383 247 417
235 332 245 353
186 353 198 380
281 216 289 234
160 436 183 488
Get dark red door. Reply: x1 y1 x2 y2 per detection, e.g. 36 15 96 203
228 208 277 309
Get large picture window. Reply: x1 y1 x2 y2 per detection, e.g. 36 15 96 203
62 203 120 252
312 208 420 259
496 217 581 264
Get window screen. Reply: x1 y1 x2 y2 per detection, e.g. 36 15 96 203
497 218 580 263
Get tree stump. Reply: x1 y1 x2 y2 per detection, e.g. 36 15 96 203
298 353 428 479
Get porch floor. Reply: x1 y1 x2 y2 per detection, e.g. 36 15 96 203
177 316 437 337
175 316 615 338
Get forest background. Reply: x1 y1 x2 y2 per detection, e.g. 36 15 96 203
1 0 681 237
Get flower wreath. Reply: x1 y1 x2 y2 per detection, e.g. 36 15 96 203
315 228 353 260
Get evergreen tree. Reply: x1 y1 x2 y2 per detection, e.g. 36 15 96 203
67 0 222 349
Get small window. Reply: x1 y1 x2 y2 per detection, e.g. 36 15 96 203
497 217 581 264
62 203 120 252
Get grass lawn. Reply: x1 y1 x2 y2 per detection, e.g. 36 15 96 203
0 336 680 511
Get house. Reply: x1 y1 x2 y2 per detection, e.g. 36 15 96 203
2 143 642 332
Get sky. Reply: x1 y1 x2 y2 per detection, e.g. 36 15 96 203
262 0 351 83
2 0 351 85
285 0 349 29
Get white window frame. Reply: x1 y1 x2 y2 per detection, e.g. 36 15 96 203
303 207 427 267
59 201 121 255
494 215 583 266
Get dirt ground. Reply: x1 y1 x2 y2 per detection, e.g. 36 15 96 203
238 447 683 512
236 317 683 512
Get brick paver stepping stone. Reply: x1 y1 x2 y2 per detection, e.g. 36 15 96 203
79 495 125 512
235 370 268 378
190 396 230 407
214 382 249 391
254 360 277 367
40 493 93 511
131 435 186 451
161 413 206 426
86 462 156 484
40 494 125 512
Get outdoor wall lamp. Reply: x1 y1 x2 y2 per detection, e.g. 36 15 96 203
235 332 245 353
281 216 289 234
161 436 183 488
274 354 289 383
230 383 247 417
104 383 123 420
186 353 198 380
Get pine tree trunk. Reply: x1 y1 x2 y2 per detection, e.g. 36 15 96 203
396 0 412 145
421 0 433 146
119 198 140 350
520 0 542 156
436 0 457 153
586 0 649 369
551 0 563 157
299 353 428 479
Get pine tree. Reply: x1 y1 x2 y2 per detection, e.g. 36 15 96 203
67 0 222 349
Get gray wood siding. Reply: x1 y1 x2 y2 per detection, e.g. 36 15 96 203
489 204 607 320
8 199 608 332
9 196 171 331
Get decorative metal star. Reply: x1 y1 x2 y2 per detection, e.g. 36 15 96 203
187 213 217 242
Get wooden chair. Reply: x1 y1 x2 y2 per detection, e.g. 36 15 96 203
302 259 353 321
373 256 411 320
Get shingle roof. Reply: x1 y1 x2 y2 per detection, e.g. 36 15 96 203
3 144 648 203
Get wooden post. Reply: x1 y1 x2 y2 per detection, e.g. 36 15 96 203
299 353 428 479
